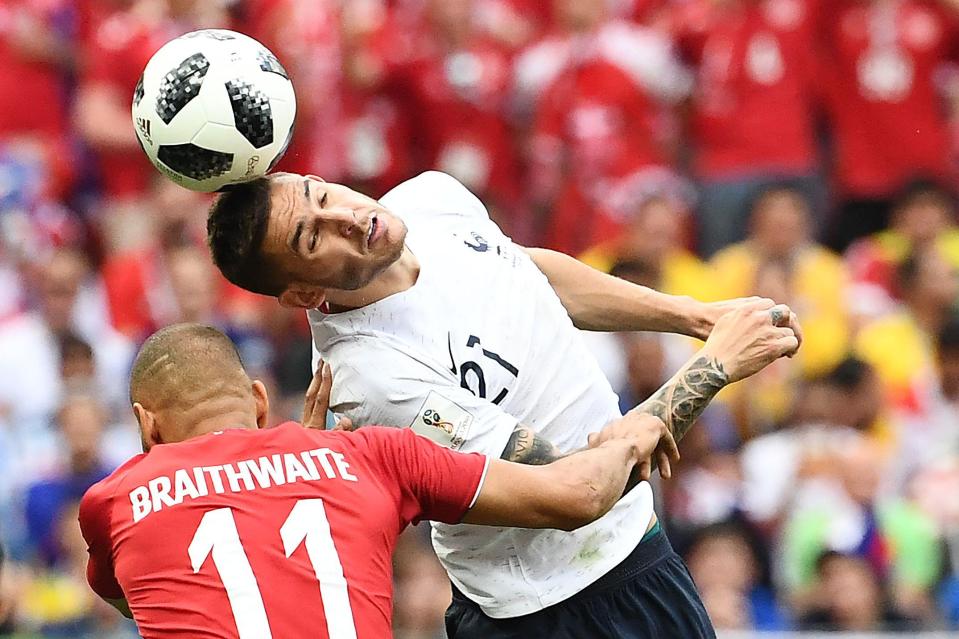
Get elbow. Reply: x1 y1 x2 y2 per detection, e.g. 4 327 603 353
551 479 612 532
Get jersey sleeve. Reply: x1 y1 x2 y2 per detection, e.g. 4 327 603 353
325 338 520 457
359 426 490 525
78 482 124 601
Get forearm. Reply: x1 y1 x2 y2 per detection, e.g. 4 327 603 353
546 444 638 523
631 350 729 446
470 443 637 530
500 424 647 501
525 247 709 338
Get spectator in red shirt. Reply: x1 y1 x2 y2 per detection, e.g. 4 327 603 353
522 0 691 254
674 0 824 256
821 0 959 250
0 0 74 140
390 0 525 237
74 0 227 201
845 178 959 322
0 0 79 201
241 0 351 180
100 178 210 339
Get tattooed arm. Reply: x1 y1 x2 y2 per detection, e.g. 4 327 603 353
500 424 568 464
633 354 728 446
499 416 678 501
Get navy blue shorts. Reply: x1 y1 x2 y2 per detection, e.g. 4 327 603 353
445 529 715 639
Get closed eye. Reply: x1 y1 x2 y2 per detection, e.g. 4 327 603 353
320 192 328 208
309 227 319 251
290 221 304 253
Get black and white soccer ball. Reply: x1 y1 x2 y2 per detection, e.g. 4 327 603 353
132 29 296 192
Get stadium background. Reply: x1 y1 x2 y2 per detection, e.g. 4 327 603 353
2 0 959 636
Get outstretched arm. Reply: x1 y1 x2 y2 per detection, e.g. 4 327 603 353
524 247 803 344
525 247 716 339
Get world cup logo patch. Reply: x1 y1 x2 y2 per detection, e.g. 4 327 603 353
411 391 474 450
422 409 455 435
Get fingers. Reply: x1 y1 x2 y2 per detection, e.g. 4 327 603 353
787 311 804 354
776 334 800 357
769 304 791 327
332 417 355 432
637 460 652 483
657 450 672 479
318 361 333 409
302 361 324 418
303 361 333 429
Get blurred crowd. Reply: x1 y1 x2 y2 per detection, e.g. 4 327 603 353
2 0 959 636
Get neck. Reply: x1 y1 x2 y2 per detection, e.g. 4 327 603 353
166 397 260 446
326 245 419 310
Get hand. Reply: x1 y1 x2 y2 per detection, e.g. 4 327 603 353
302 360 354 431
698 297 803 352
700 299 800 383
587 413 680 480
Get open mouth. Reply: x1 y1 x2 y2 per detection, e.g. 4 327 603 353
367 215 378 249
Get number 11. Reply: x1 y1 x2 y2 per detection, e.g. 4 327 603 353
188 499 358 638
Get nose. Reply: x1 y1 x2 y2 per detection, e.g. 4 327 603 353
315 207 357 236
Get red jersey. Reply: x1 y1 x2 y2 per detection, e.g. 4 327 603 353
79 423 488 639
242 0 349 179
822 0 959 197
0 0 73 137
399 30 523 214
675 0 821 179
528 22 682 254
81 10 185 197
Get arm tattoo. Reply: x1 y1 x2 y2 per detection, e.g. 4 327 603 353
635 355 728 444
500 425 565 465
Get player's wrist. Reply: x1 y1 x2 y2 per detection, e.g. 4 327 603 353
691 345 734 387
663 295 710 340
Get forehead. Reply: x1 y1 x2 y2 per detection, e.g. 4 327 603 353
264 175 304 233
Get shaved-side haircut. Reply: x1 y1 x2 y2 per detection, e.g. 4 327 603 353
129 323 249 413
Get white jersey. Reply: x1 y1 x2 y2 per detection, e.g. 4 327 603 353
308 172 655 618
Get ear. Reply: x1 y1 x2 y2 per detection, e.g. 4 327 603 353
305 174 326 183
278 285 326 309
252 380 270 430
133 403 162 452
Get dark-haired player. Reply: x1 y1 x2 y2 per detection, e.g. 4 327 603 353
80 323 673 638
206 171 801 637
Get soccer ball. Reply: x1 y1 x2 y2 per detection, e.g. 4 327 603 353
132 29 296 192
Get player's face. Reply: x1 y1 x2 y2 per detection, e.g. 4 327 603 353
262 174 407 292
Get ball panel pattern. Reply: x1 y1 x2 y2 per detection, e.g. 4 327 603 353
182 29 236 41
156 53 210 124
268 120 295 172
133 74 144 107
225 78 273 149
157 143 233 181
257 50 289 79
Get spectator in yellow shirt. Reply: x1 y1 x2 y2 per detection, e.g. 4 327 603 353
846 179 959 323
711 185 850 379
709 185 851 438
855 244 959 417
578 192 717 303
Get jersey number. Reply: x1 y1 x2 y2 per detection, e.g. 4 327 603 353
188 499 357 639
450 334 519 405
